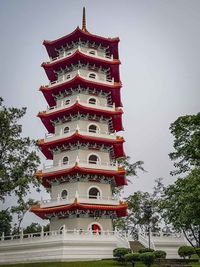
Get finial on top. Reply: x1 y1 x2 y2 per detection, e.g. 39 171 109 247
82 7 87 32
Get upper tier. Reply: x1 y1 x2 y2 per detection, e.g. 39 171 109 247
42 51 120 83
38 102 123 133
43 27 119 59
40 76 122 108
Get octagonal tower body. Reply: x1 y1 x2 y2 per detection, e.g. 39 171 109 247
31 14 128 232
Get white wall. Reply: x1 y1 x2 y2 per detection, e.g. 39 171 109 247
51 181 112 199
50 217 113 231
53 149 111 166
54 119 109 135
56 93 107 107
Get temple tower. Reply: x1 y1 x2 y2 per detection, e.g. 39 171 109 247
31 8 128 233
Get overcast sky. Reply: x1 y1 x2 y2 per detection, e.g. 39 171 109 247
0 0 199 226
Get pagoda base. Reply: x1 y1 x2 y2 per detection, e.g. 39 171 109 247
0 230 130 265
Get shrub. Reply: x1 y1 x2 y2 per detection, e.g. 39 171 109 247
139 248 154 253
140 252 155 267
195 248 200 257
154 250 167 259
178 246 195 259
125 253 140 267
113 247 132 263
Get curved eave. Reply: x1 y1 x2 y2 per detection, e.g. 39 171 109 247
38 103 124 133
43 27 120 59
42 51 120 82
35 166 127 188
38 133 125 159
31 201 128 219
40 75 122 107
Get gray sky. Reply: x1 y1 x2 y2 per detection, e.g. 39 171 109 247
0 0 200 226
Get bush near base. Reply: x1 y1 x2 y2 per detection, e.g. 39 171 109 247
140 252 155 267
139 248 154 254
113 247 131 263
195 248 200 257
124 253 140 266
154 250 167 259
178 246 196 259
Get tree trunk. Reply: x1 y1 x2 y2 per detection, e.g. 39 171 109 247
183 229 194 247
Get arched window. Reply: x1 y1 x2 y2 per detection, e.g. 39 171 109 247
89 50 96 55
63 156 69 165
61 190 68 199
63 126 70 134
91 223 101 234
88 154 100 164
88 124 98 133
88 73 96 79
89 187 100 199
65 99 70 105
88 97 97 105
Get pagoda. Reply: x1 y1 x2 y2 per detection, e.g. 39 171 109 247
31 8 128 234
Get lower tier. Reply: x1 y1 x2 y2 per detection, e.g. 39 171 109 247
0 230 129 264
50 217 113 232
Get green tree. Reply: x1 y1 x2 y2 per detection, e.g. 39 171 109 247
118 156 144 180
169 113 200 175
0 97 40 202
114 179 163 233
160 168 200 247
0 98 41 233
0 209 12 236
23 223 49 234
11 198 38 234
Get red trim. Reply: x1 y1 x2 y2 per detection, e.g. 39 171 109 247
38 103 123 133
35 166 127 188
38 133 125 159
40 75 122 107
31 201 128 219
43 27 119 59
42 50 120 82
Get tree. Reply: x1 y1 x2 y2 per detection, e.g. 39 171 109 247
160 168 200 247
113 156 145 230
11 199 38 234
118 156 144 182
0 97 40 202
140 252 155 267
114 179 163 234
169 113 200 175
178 246 196 259
0 209 12 236
23 223 49 234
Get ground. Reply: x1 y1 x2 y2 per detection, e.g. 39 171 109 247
0 260 200 267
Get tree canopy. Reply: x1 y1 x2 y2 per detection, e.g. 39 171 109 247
0 97 40 202
160 168 200 247
169 113 200 175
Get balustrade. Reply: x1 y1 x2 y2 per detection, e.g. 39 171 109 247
48 45 113 63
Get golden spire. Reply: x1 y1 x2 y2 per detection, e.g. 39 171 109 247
82 7 87 32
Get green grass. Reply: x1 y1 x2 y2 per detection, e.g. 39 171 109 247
0 260 199 267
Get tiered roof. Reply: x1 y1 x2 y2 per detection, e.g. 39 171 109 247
32 8 127 219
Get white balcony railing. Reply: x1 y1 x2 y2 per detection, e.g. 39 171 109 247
40 194 120 208
43 160 118 174
44 128 117 143
48 46 114 64
0 228 129 244
45 97 116 114
47 70 114 88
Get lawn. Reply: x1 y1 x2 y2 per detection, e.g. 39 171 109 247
0 260 199 267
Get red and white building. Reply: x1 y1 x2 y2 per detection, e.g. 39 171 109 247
0 9 130 263
31 7 128 233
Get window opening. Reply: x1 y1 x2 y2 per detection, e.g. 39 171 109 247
63 156 69 165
